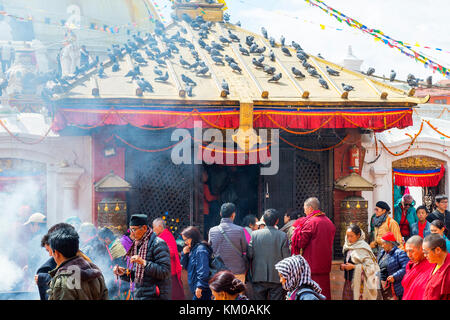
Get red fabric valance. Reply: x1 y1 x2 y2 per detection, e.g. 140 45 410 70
394 164 445 187
51 105 413 132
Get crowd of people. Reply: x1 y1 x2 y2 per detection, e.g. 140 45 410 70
13 192 450 300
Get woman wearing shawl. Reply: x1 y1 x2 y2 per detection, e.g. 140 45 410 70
274 255 326 300
341 224 380 300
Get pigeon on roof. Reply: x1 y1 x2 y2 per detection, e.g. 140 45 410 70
255 46 266 54
198 38 207 48
252 57 264 68
261 27 268 39
341 83 354 91
221 79 230 95
155 71 169 82
153 66 163 76
390 70 396 82
239 44 250 56
229 62 242 73
291 67 305 78
196 66 209 76
219 36 231 44
319 77 329 89
228 30 240 42
224 55 237 65
211 55 225 65
179 56 191 68
291 41 302 51
125 66 141 80
210 48 223 57
112 62 120 72
269 50 275 62
134 55 148 65
366 67 375 76
268 73 282 82
302 60 313 69
211 41 225 51
280 35 285 47
269 37 276 48
136 77 153 93
264 66 276 75
249 43 258 53
281 47 292 56
307 67 320 78
257 55 265 64
326 66 340 76
182 74 197 86
185 84 193 97
189 60 201 70
156 58 167 66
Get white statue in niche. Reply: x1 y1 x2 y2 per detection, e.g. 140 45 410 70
60 35 80 76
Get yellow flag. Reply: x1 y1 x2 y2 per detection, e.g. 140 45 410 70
320 24 325 30
217 0 228 10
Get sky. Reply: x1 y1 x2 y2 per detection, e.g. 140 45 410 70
155 0 450 83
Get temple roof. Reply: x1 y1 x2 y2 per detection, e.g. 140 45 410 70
52 5 428 107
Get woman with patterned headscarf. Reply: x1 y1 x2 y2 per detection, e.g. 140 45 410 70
275 255 326 300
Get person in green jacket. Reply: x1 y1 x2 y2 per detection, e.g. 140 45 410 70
47 228 109 300
393 194 418 241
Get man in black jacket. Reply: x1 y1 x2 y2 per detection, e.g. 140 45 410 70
427 195 450 237
113 214 171 300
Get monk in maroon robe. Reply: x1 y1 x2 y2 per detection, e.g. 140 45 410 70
291 197 336 300
423 234 450 300
402 235 434 300
153 218 185 300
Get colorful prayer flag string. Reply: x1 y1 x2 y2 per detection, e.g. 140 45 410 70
305 0 450 78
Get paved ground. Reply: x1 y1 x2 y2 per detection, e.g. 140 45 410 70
180 259 346 300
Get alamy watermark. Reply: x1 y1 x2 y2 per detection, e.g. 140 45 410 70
170 121 279 175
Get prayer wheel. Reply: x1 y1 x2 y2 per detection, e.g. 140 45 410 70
339 196 369 247
97 198 127 236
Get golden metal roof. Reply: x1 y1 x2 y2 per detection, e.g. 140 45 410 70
55 12 429 107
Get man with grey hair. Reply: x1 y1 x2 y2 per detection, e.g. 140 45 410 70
152 217 185 300
291 197 336 300
394 194 417 241
402 235 434 300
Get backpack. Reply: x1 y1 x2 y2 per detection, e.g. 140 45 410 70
292 285 326 300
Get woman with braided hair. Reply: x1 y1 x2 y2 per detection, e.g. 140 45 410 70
209 270 249 300
274 255 326 300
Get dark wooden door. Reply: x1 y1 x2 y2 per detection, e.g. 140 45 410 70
125 149 194 240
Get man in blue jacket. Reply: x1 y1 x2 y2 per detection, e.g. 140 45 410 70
394 194 417 241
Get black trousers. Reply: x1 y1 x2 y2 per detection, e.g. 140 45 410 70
252 282 286 300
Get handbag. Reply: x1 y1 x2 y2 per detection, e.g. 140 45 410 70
209 253 228 277
218 226 250 271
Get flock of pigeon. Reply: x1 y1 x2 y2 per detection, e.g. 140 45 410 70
39 10 433 102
